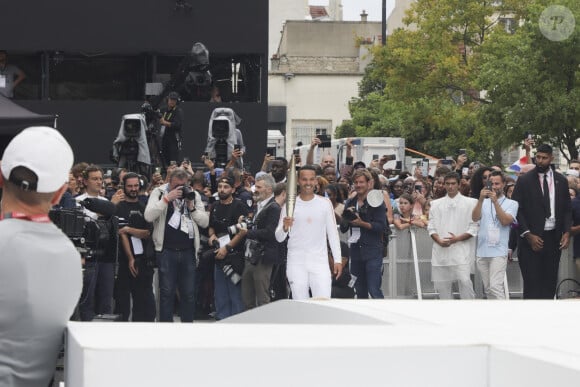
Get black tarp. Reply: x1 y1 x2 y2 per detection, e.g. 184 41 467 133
0 95 56 134
0 95 57 155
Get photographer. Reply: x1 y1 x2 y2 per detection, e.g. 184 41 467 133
207 176 249 320
237 174 281 310
0 127 81 386
160 91 184 168
340 169 387 299
472 171 518 299
114 172 156 321
145 168 208 322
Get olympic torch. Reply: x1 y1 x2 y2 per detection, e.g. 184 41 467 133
286 154 297 219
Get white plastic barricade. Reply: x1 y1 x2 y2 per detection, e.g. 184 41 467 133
385 227 575 299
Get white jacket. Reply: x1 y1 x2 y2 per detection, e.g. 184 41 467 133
144 184 209 254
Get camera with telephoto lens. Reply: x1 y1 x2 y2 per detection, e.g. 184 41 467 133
180 185 197 200
227 216 254 236
200 239 242 285
221 263 242 285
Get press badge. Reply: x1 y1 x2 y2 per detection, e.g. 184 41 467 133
181 214 194 238
487 225 500 246
348 227 361 243
168 210 181 229
0 75 6 88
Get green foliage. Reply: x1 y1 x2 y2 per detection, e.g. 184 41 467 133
348 0 579 163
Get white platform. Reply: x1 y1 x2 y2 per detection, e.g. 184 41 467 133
66 300 580 387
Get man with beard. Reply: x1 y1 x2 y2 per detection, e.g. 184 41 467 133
428 172 478 299
114 172 156 321
208 176 249 319
512 144 571 299
145 168 208 322
340 169 386 298
275 165 342 299
472 171 518 299
238 174 281 309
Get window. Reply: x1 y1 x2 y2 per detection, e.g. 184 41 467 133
292 119 331 147
9 52 262 102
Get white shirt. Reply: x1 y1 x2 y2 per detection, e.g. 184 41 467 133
428 193 478 267
255 195 274 217
538 169 556 230
275 195 341 266
75 193 108 220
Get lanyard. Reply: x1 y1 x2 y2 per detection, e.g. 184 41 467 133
1 212 51 223
489 197 506 226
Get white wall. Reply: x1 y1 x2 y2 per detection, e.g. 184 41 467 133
269 73 361 154
269 0 309 70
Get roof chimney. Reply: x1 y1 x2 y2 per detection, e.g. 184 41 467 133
360 10 368 23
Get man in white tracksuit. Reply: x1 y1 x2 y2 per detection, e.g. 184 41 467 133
275 165 342 299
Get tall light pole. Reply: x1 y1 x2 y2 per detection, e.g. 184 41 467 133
382 0 387 45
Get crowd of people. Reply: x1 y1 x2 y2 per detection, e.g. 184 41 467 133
1 123 579 386
53 135 580 324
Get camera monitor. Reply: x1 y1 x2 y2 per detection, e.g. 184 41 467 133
123 119 141 138
212 119 229 139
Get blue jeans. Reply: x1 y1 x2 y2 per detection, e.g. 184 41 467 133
157 248 196 322
214 264 244 320
79 261 115 321
350 245 384 299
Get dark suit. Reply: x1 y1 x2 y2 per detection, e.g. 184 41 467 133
241 197 282 308
512 168 571 299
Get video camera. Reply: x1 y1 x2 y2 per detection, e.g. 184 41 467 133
205 108 240 168
50 198 119 261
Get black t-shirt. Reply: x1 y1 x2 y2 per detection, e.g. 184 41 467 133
163 200 195 250
210 199 249 250
116 200 150 261
161 106 183 134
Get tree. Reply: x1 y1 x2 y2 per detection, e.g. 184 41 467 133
478 0 579 161
341 0 537 163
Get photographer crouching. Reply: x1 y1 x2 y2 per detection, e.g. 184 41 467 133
206 176 248 320
145 168 208 322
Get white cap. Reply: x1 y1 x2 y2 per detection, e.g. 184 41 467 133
1 126 74 193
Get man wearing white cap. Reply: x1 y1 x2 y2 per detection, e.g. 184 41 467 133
0 127 82 387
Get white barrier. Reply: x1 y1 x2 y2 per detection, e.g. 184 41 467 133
385 226 574 299
66 299 580 387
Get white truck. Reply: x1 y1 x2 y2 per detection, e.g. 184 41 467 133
266 130 285 157
294 136 406 172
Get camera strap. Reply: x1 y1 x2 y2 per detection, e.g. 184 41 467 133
1 212 51 223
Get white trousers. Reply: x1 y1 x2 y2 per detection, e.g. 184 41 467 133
287 264 331 300
434 279 475 299
476 256 508 299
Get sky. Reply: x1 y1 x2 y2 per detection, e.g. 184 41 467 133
310 0 395 21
